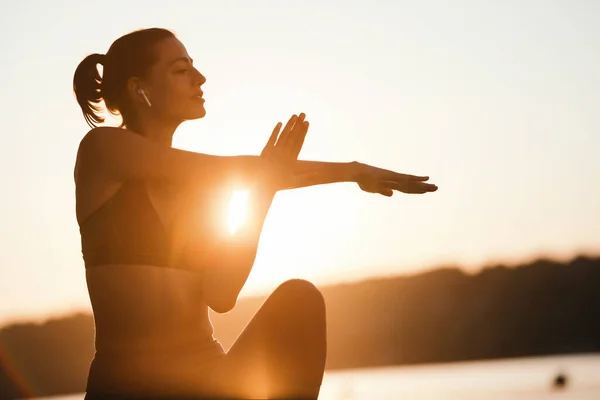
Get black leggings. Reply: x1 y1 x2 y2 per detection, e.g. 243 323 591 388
85 279 327 400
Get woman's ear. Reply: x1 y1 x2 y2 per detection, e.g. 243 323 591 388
126 77 150 106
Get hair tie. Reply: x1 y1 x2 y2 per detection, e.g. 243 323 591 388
96 53 106 65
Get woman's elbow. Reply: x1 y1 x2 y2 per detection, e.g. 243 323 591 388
204 286 237 314
208 297 236 314
202 262 250 314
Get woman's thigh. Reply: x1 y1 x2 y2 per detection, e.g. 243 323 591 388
206 279 327 399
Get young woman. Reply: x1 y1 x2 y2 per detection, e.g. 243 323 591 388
73 28 437 400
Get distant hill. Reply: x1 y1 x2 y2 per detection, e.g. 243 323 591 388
1 256 599 399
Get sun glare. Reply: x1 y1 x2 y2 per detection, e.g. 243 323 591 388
228 190 249 234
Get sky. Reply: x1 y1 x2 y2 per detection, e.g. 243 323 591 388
0 0 598 326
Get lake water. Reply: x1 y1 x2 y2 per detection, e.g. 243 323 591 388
35 354 600 400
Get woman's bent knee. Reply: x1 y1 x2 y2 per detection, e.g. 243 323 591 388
274 279 325 309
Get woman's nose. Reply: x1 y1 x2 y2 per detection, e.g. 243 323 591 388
195 70 206 86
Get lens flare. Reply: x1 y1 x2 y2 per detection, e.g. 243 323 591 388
227 190 248 235
0 339 35 397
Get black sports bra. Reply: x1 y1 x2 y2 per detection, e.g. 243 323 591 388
79 180 193 269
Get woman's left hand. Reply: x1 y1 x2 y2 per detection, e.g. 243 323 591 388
353 162 438 197
260 113 315 190
261 113 308 160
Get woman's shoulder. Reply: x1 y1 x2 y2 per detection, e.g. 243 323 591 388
75 126 144 181
79 126 132 148
76 126 124 170
75 127 129 223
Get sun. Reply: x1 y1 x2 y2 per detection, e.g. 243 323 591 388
227 190 249 235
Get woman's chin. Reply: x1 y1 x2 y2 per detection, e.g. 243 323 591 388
185 107 206 120
195 108 207 118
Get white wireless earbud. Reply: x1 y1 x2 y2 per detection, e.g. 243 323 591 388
138 89 152 107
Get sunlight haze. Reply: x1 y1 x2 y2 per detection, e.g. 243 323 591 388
0 0 598 325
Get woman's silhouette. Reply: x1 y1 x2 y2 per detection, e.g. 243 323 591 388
72 28 437 400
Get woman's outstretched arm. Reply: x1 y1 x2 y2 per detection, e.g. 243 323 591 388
285 160 437 195
76 126 270 187
191 159 437 314
284 160 358 188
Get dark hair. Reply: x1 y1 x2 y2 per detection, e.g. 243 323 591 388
73 28 175 128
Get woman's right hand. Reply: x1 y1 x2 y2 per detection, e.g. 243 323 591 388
353 162 438 197
260 113 314 190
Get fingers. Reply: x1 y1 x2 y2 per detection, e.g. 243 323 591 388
275 114 299 149
261 121 283 157
378 188 394 197
291 120 309 158
360 179 436 196
266 122 281 147
368 165 430 183
389 170 429 183
357 163 438 196
381 181 438 194
287 113 306 158
272 112 309 160
270 122 282 141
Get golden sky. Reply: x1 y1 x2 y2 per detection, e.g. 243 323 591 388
0 0 598 325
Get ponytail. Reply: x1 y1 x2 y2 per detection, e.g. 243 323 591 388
72 28 175 129
73 53 105 128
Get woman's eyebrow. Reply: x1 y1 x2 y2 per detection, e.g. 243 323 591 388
169 56 193 66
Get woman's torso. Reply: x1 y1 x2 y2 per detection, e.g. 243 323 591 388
77 173 225 396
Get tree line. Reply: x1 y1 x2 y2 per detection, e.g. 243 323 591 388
1 255 599 399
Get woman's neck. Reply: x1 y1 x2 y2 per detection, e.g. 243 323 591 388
126 115 181 147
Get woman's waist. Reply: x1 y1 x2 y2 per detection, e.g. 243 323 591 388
93 334 224 360
85 263 205 303
82 246 190 270
93 323 220 352
87 339 225 397
86 264 216 353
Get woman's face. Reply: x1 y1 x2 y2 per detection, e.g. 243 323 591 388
143 37 206 121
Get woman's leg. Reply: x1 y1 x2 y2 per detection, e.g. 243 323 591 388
207 279 327 400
